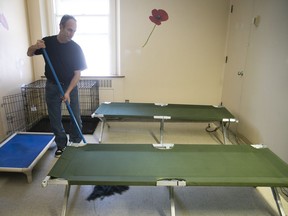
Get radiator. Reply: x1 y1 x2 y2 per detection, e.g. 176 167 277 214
98 79 114 103
98 79 112 88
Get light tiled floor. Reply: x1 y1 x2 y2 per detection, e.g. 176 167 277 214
0 122 287 216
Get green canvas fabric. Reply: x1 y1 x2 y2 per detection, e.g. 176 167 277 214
94 102 235 121
48 144 288 187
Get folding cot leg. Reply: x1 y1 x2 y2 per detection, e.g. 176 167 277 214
98 118 106 143
169 187 176 216
271 187 287 216
61 184 71 216
97 117 111 143
160 118 165 144
220 122 227 144
24 171 32 183
154 116 170 144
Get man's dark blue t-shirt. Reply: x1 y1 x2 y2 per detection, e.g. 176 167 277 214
35 35 87 85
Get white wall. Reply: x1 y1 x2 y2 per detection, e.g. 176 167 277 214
120 0 229 104
238 0 288 162
0 0 33 139
222 0 288 163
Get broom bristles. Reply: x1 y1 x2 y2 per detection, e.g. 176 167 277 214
87 185 129 201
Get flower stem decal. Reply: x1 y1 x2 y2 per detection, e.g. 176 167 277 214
142 9 169 48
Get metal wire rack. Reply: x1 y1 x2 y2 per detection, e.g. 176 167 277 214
2 93 27 135
2 79 99 135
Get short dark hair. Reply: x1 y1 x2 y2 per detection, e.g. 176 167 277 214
60 15 76 27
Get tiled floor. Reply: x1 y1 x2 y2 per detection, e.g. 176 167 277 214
0 122 287 216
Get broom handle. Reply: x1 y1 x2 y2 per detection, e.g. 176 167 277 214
42 48 87 143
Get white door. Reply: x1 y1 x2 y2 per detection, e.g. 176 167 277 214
221 0 254 132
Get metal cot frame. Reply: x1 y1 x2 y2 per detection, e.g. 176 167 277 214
92 102 237 144
42 144 288 216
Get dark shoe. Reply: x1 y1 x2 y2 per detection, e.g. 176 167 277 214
55 148 65 158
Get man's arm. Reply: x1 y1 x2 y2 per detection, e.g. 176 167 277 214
27 40 45 57
62 70 81 103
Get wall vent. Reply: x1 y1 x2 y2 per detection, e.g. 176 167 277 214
99 79 112 88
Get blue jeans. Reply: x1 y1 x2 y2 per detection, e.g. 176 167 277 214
45 80 82 149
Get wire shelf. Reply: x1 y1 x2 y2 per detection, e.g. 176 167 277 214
2 79 99 135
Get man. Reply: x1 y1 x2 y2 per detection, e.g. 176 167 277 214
27 15 87 157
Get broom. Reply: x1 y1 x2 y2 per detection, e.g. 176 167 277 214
42 48 86 143
43 49 129 200
87 185 129 201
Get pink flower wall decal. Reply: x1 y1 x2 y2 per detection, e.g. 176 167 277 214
142 9 169 47
0 13 9 30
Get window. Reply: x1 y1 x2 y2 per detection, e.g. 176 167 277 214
52 0 117 76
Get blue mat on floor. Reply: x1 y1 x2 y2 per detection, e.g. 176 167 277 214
0 133 54 168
